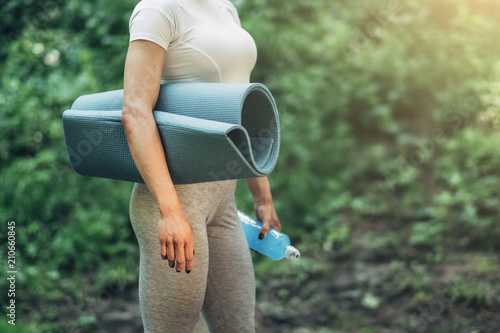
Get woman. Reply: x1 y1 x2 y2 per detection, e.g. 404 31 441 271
121 0 281 331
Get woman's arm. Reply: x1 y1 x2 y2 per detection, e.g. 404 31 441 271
246 176 281 239
122 39 194 273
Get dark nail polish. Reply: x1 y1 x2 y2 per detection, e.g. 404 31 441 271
258 233 264 240
186 270 191 274
193 250 196 255
176 270 181 273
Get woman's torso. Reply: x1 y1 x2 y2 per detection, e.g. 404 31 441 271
129 0 258 84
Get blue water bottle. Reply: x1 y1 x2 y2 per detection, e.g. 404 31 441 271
238 210 300 261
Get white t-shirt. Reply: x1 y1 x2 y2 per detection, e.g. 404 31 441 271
129 0 257 83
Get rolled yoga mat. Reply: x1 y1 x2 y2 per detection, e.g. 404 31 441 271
62 83 280 184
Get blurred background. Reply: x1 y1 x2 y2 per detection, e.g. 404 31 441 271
1 0 500 332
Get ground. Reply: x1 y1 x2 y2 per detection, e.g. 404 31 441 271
88 218 500 332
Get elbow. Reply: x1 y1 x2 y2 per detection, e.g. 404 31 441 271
121 100 154 131
121 104 135 128
121 104 143 138
121 102 146 130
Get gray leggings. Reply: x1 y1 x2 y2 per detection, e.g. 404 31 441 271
129 179 255 333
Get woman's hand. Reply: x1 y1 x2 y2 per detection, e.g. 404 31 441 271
245 176 281 239
158 210 195 273
254 201 281 239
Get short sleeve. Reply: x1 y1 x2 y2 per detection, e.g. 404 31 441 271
129 0 179 52
222 0 241 27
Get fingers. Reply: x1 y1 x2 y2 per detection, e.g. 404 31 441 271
185 241 194 273
256 204 281 239
159 239 176 269
167 240 175 269
259 221 270 240
261 216 281 237
160 239 167 259
175 241 185 272
175 239 195 273
256 208 269 240
258 212 281 239
162 238 193 273
157 214 194 274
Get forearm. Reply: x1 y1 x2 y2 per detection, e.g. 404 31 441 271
246 176 273 205
122 111 181 217
121 40 179 217
246 176 281 235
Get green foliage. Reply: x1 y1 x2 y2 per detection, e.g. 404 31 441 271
237 0 500 254
0 0 138 327
427 127 500 248
451 277 496 306
409 221 444 246
2 0 500 331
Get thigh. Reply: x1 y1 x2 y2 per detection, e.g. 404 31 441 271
129 183 210 333
201 181 256 332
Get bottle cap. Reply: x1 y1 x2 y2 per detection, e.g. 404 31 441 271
285 246 300 261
